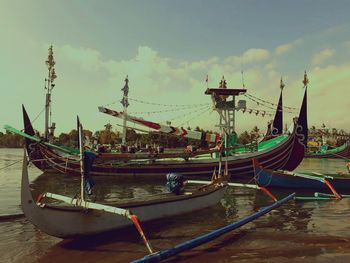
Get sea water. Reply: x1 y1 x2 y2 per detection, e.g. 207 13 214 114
0 148 350 263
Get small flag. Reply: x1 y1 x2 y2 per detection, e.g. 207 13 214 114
205 75 208 83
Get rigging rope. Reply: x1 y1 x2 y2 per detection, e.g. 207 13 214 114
104 97 210 108
0 159 23 170
157 106 210 125
244 94 299 112
22 106 46 132
129 103 211 115
140 105 211 124
179 106 212 127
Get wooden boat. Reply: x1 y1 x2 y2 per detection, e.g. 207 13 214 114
253 159 350 191
9 47 305 178
7 70 308 178
21 153 227 238
305 142 350 159
17 83 307 178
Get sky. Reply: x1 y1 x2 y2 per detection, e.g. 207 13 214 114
1 0 350 135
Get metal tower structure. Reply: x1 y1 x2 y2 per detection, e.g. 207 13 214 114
205 76 247 136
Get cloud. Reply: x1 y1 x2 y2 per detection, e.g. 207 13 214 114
307 63 350 129
275 44 293 56
342 40 350 52
275 39 303 56
311 48 335 65
48 44 295 132
29 43 350 134
226 48 270 65
57 45 104 72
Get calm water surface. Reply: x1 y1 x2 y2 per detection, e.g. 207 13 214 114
1 148 350 263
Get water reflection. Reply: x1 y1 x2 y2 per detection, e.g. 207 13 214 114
2 149 350 262
31 172 169 203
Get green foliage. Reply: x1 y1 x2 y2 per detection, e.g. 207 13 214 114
0 131 24 148
237 131 252 144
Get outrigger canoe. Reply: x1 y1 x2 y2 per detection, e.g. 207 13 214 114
305 142 350 159
253 159 350 192
21 154 227 238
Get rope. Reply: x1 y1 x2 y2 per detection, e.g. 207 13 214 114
104 97 210 108
244 93 299 111
156 105 210 124
179 106 212 127
244 95 298 114
23 106 46 132
329 152 350 161
0 159 23 170
129 103 211 115
0 158 22 161
0 154 82 171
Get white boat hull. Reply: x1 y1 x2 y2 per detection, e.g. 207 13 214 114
21 156 226 238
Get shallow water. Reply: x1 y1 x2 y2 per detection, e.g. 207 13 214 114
1 148 350 263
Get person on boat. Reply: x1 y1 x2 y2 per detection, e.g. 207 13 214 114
83 147 100 195
346 162 350 173
165 173 187 195
210 140 223 151
185 145 197 153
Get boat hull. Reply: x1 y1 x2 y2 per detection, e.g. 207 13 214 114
305 142 350 159
21 156 227 238
255 168 350 191
22 86 307 178
38 126 304 177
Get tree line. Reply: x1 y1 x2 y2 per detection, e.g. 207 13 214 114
0 124 261 149
0 131 24 148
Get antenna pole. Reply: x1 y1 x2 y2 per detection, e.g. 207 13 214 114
78 117 85 202
121 76 130 145
241 71 245 88
44 45 57 141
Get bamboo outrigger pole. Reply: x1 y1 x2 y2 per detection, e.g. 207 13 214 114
132 193 295 263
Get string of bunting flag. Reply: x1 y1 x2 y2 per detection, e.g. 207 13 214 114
244 96 292 113
129 104 211 115
235 107 275 117
163 105 275 127
244 93 299 112
129 98 210 108
103 97 210 108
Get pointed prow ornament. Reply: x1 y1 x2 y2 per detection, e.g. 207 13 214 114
302 71 309 88
280 77 285 91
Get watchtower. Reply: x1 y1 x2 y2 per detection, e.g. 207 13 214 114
205 76 247 136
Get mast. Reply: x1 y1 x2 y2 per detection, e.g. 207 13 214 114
44 45 57 141
121 76 129 145
77 117 85 202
